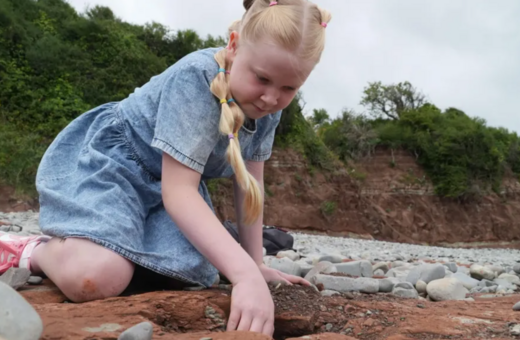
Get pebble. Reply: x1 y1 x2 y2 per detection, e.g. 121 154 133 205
335 260 373 277
373 269 385 276
304 261 337 282
373 262 389 273
393 286 419 299
470 264 496 281
392 282 417 299
513 301 520 311
497 273 520 285
313 274 379 294
452 272 480 290
318 254 345 263
320 290 340 297
443 262 458 273
406 264 445 285
265 257 302 277
277 250 300 261
0 268 31 290
511 324 520 336
117 322 153 340
27 276 43 285
427 278 469 301
415 280 427 294
0 281 43 340
378 277 399 293
514 264 520 275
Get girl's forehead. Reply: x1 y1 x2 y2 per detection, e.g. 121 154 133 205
241 41 314 84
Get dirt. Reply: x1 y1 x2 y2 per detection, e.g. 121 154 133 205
17 279 520 340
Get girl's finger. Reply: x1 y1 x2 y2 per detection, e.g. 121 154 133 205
226 306 241 331
237 313 253 332
282 273 311 286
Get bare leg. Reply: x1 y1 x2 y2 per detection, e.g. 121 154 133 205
31 238 134 302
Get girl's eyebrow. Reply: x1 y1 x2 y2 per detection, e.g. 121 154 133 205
252 66 300 88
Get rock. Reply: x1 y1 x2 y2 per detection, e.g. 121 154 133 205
452 272 480 290
511 324 520 336
287 334 357 340
493 278 516 291
118 322 153 340
415 280 427 294
0 281 43 340
513 263 520 275
426 278 469 301
478 279 495 288
457 266 470 275
470 264 495 281
373 262 389 274
312 274 379 294
0 267 31 290
320 290 340 297
373 269 385 277
277 250 300 261
304 262 337 282
386 265 411 281
394 282 415 290
443 262 458 273
392 260 407 268
27 276 43 285
299 263 314 277
497 273 520 285
378 278 399 293
393 286 419 299
513 301 520 311
335 260 373 278
266 257 302 277
406 264 445 285
318 255 345 263
485 265 505 277
392 282 418 299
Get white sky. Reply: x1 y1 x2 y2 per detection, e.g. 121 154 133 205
66 0 520 133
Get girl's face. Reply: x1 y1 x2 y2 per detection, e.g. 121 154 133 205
227 33 315 120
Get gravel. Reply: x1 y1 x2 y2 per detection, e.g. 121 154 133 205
3 210 520 267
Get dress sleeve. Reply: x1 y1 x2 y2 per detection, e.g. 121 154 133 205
151 62 221 174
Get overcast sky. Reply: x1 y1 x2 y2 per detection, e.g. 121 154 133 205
66 0 520 133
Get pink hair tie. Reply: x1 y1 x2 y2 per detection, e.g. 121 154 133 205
321 22 327 28
269 1 278 6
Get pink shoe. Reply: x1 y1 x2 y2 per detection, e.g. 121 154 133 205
0 231 51 274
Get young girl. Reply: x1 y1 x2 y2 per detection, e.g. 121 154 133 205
0 0 330 336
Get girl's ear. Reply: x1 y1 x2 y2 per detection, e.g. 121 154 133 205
227 31 240 62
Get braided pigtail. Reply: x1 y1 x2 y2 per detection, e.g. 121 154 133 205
210 49 263 226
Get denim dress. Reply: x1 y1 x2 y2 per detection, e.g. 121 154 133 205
35 47 282 287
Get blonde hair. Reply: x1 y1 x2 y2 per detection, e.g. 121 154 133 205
210 0 331 225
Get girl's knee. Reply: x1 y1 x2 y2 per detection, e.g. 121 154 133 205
52 238 135 302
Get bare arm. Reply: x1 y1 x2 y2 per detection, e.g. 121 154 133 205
161 153 262 285
233 160 265 265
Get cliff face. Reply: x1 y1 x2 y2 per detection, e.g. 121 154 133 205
3 147 520 247
213 147 520 247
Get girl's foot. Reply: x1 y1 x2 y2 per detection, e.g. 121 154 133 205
0 232 50 274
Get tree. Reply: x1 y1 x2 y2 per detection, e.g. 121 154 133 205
360 81 426 120
307 108 329 131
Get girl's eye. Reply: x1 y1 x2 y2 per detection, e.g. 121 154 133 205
257 75 269 83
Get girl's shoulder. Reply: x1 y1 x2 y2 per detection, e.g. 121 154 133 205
163 47 225 85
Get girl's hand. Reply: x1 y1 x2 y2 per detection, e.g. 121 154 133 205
258 263 311 286
227 272 275 336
